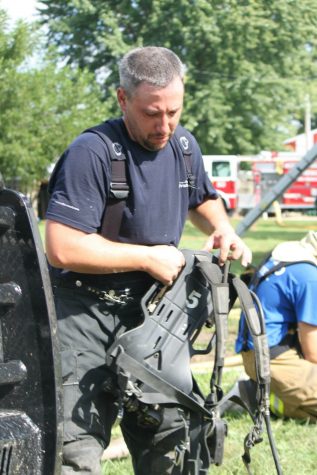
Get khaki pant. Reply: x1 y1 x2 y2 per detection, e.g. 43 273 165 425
242 349 317 422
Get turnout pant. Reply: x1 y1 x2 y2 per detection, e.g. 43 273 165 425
242 348 317 422
54 283 195 475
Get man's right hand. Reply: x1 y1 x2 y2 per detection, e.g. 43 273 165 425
144 245 185 286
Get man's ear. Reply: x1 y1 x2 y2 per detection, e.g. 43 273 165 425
117 87 127 111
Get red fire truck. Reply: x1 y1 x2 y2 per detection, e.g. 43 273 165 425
203 152 317 214
202 155 239 214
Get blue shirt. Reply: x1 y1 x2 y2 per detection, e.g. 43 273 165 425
46 118 217 277
235 259 317 352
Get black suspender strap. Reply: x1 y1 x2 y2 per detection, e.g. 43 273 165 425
83 123 196 239
83 122 130 240
83 121 130 200
110 160 129 199
172 128 196 189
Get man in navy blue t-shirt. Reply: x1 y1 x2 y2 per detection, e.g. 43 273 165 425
46 46 251 475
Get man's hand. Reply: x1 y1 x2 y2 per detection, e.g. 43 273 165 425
202 224 252 267
46 221 185 283
144 245 185 286
188 199 252 267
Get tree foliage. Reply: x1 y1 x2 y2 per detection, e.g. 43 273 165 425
0 10 106 192
39 0 317 154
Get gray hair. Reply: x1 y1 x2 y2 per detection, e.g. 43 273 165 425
119 46 185 96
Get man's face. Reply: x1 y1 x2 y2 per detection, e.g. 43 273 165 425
117 77 184 151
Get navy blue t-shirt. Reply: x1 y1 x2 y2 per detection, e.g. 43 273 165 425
47 118 217 249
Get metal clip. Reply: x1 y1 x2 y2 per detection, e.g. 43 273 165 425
125 379 143 398
174 444 186 468
147 285 168 313
87 287 132 304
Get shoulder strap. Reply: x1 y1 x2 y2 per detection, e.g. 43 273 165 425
171 128 196 189
83 121 130 200
82 121 131 240
232 277 283 475
252 259 316 289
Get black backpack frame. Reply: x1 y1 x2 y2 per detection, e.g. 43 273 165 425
107 249 283 474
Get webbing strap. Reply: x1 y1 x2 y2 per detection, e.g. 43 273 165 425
231 277 279 474
83 122 130 239
85 122 196 239
113 347 211 416
251 259 316 289
110 160 130 199
233 278 270 385
186 412 212 474
83 121 130 199
196 261 229 399
171 128 196 189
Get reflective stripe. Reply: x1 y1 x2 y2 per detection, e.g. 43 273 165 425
270 392 284 417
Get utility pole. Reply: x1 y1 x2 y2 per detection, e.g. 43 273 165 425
305 94 312 152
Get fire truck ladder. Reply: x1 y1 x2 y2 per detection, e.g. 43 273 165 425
236 144 317 236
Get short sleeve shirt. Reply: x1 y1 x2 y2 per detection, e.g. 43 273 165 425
46 118 217 247
235 259 317 352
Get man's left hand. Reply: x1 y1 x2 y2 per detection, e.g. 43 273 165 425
202 225 252 267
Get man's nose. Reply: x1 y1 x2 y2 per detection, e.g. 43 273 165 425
156 114 170 134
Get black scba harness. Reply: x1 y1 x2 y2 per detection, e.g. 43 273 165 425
49 120 196 241
83 121 196 240
107 250 283 474
49 121 196 239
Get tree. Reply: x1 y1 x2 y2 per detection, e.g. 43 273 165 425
39 0 317 154
0 10 106 194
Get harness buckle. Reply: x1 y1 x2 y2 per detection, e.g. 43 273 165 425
87 286 132 304
174 444 187 468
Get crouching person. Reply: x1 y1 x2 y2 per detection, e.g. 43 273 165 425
236 231 317 422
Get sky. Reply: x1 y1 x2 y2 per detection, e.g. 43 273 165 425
1 0 40 24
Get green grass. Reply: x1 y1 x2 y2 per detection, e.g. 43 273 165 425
103 399 317 475
98 216 317 475
103 371 317 475
195 371 317 475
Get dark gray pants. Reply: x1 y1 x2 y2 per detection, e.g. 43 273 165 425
55 285 191 475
